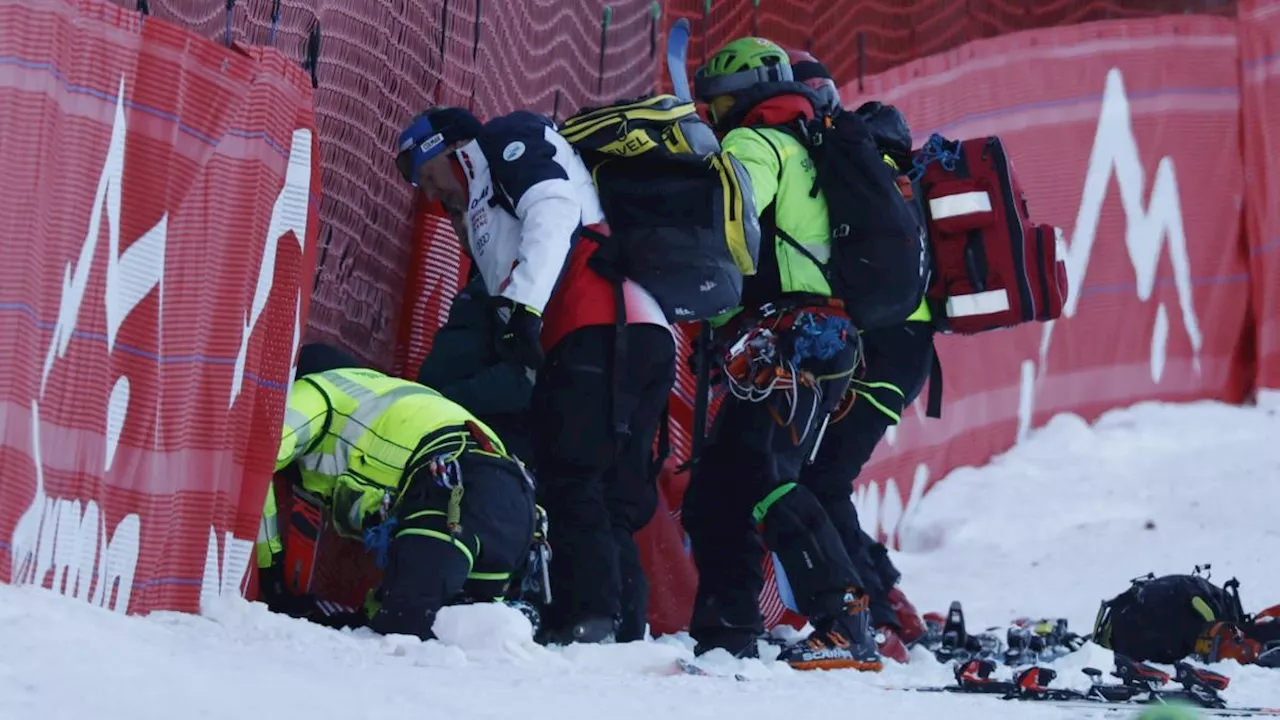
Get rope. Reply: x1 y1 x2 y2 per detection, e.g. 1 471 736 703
908 132 963 182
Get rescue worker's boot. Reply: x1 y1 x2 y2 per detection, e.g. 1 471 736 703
541 616 617 645
777 589 884 672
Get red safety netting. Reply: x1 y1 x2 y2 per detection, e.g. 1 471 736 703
1239 0 1280 390
100 0 663 370
93 0 1237 371
0 0 319 613
659 0 1239 94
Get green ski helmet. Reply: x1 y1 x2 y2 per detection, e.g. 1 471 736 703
693 37 794 104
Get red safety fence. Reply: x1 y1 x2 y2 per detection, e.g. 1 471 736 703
87 0 1238 374
1239 0 1280 391
4 0 1276 636
0 0 320 614
658 0 1239 94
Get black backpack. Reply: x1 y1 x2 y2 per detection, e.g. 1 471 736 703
776 106 929 331
1093 573 1245 664
559 95 762 322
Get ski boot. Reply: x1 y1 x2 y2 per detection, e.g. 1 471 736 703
693 628 762 659
539 616 617 645
777 589 883 672
875 624 910 664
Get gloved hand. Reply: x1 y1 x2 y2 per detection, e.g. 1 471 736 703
499 302 544 371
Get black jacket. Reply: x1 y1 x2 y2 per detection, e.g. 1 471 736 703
417 274 535 465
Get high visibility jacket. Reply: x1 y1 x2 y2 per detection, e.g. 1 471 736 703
715 93 931 328
255 368 509 569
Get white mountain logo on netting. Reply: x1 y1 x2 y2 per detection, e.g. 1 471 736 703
10 74 314 614
865 67 1203 549
1027 66 1203 440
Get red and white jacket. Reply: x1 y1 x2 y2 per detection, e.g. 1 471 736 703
452 111 672 352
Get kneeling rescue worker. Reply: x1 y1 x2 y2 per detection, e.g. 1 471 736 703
256 367 537 640
683 37 889 672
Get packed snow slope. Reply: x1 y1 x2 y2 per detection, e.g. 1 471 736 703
3 400 1279 720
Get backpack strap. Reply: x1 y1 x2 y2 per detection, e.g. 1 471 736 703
580 225 633 447
652 399 671 484
748 127 831 283
926 352 943 419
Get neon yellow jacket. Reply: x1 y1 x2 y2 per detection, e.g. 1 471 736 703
722 126 833 301
255 368 508 570
719 125 932 420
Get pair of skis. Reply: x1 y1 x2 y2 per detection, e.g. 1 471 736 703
915 655 1280 717
671 652 1279 717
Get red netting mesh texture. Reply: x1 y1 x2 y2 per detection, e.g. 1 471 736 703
102 0 1237 369
661 0 1238 94
105 0 661 368
0 0 318 611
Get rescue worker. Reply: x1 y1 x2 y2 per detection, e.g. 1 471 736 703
782 48 936 664
417 272 536 466
395 106 676 645
256 367 537 640
683 37 881 671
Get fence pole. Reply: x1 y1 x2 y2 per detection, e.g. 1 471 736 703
224 0 235 47
468 0 481 109
701 0 712 64
269 0 281 45
598 6 612 96
857 30 865 94
304 23 321 89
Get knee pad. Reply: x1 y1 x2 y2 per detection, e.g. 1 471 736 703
759 486 861 615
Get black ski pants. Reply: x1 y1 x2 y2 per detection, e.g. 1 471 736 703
682 333 862 650
531 323 676 641
800 321 935 628
370 450 536 639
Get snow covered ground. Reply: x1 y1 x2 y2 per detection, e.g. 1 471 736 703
3 400 1279 720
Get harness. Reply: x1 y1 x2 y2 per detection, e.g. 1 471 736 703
717 294 862 452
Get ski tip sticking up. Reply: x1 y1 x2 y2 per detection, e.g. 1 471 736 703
665 17 692 102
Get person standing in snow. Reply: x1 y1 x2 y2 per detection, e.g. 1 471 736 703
256 366 538 640
395 106 676 645
681 37 884 672
779 47 938 664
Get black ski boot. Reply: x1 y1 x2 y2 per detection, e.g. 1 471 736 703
777 589 883 672
540 616 617 645
693 629 761 659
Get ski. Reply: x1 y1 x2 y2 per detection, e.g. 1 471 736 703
993 697 1280 717
885 656 1280 717
665 17 692 102
671 657 748 682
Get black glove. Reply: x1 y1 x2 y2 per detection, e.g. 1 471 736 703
500 302 545 371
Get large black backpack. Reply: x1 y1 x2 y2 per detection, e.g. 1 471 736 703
775 106 929 331
559 95 762 322
1093 573 1245 664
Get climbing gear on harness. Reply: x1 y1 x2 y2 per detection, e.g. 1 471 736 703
719 306 860 451
363 517 400 570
